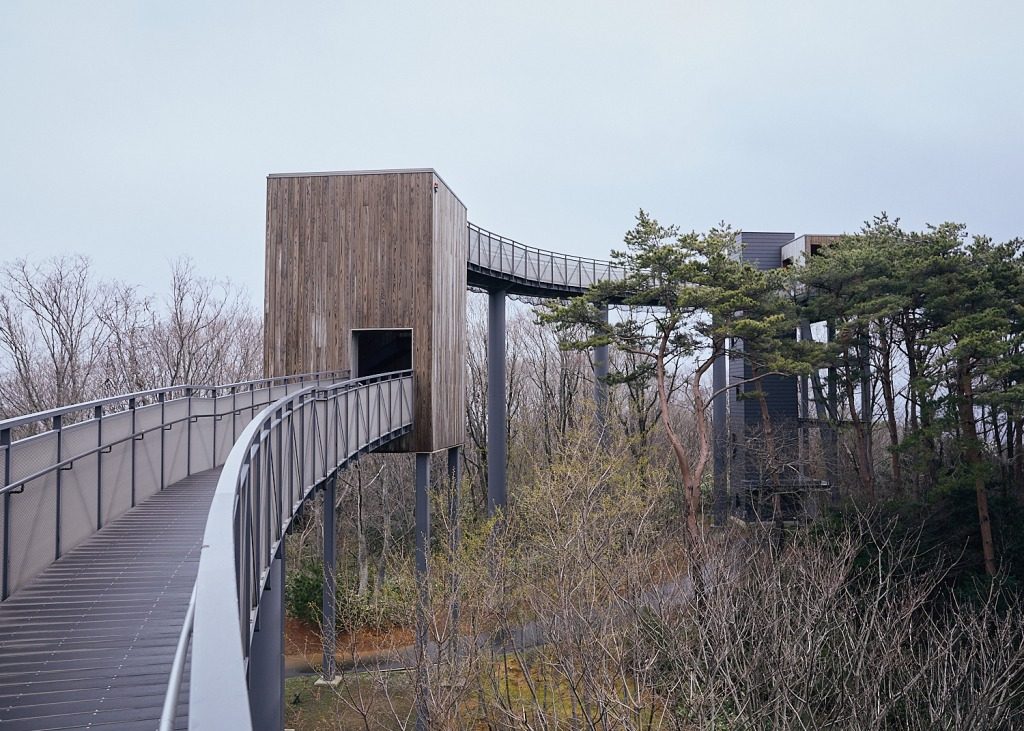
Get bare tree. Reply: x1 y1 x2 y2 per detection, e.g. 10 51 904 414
152 257 261 386
0 254 262 423
0 256 108 418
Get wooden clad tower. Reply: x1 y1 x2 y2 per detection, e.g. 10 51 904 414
264 169 467 453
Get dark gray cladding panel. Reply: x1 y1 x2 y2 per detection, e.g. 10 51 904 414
752 373 799 422
737 231 794 271
730 358 798 425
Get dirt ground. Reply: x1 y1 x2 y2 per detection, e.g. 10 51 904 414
285 617 415 675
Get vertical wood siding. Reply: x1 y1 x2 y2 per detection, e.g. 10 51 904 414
265 170 466 452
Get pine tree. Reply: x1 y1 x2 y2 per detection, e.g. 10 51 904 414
543 211 807 544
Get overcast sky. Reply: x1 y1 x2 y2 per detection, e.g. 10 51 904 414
2 1 1022 302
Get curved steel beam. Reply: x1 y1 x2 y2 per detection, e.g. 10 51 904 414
466 222 625 298
184 371 414 731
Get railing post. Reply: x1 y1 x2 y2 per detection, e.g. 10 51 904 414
252 443 262 595
94 405 103 531
286 403 294 511
159 392 166 491
310 396 319 484
53 414 63 560
129 397 137 508
2 427 11 600
261 428 271 576
332 390 339 469
212 387 218 467
240 460 253 640
299 395 306 498
275 407 284 541
186 387 193 476
230 386 237 448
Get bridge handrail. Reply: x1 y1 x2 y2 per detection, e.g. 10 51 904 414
467 222 627 290
184 370 414 730
0 369 347 434
158 584 197 731
0 370 348 600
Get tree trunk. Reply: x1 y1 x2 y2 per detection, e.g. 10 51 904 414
877 323 902 488
1016 412 1024 497
754 375 785 541
843 357 876 502
653 327 706 545
375 472 391 592
957 363 997 576
356 468 369 596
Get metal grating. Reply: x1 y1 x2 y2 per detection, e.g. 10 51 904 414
0 469 219 730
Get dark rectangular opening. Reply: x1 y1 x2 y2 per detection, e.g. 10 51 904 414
352 329 412 377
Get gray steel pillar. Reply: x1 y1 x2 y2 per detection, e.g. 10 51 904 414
801 320 836 487
594 304 610 441
320 475 337 682
447 445 461 657
797 322 810 471
859 338 872 459
799 373 810 465
249 542 284 731
712 347 728 525
827 320 840 505
487 289 507 515
447 446 461 562
414 452 431 731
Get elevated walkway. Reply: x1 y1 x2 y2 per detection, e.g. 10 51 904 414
0 169 626 728
0 469 219 730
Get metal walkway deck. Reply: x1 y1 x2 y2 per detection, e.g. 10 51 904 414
0 469 219 731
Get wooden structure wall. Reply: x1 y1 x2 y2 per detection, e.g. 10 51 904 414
264 169 467 453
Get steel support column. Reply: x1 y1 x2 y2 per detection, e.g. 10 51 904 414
594 304 609 442
801 320 837 492
447 445 461 658
859 338 872 463
826 320 840 505
799 373 810 465
487 289 507 515
320 474 337 683
593 303 606 438
249 542 284 731
415 452 431 731
712 347 728 525
447 446 461 560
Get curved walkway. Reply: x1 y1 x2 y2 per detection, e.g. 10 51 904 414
0 470 219 730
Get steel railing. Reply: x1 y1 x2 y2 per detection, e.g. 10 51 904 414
0 370 347 600
467 222 627 291
176 370 413 731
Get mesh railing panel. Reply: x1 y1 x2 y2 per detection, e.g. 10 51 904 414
99 412 133 525
467 223 626 292
190 418 216 475
162 421 187 487
60 445 99 557
9 432 57 485
0 372 350 600
7 471 57 595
